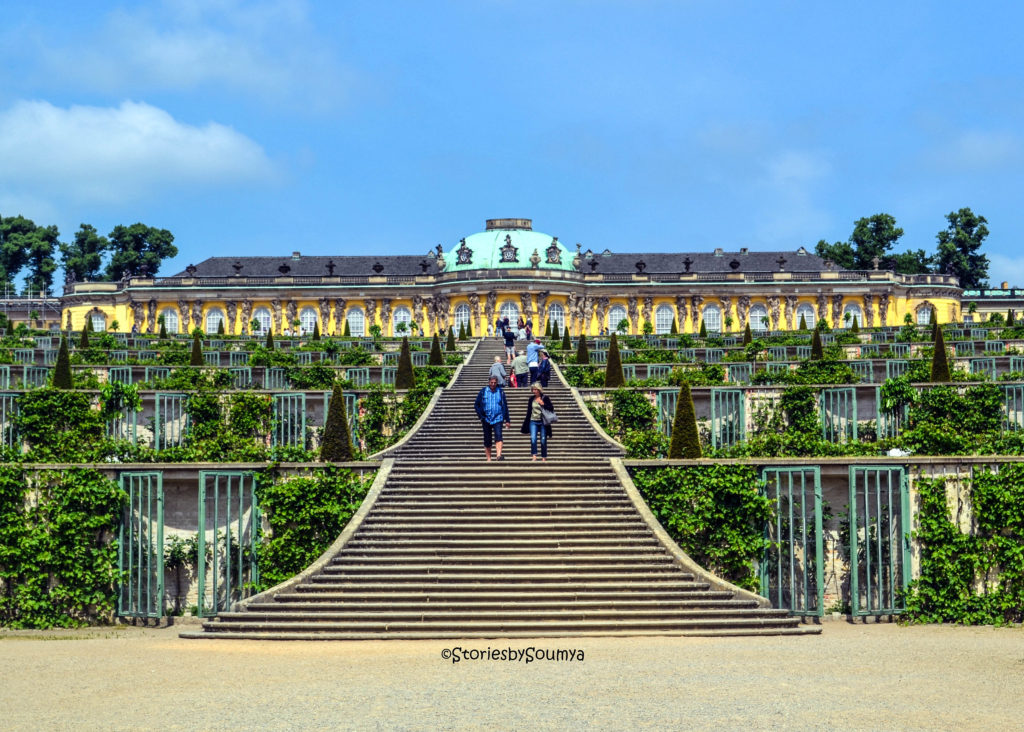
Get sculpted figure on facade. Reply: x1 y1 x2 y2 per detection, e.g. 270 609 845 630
767 296 781 330
534 291 549 328
816 293 829 325
332 299 345 335
674 295 687 329
519 292 533 323
285 301 297 332
877 293 890 326
596 297 610 335
363 299 376 332
191 301 204 333
583 295 595 335
690 295 704 332
318 298 331 333
566 291 579 334
177 300 191 332
147 299 157 334
736 296 750 328
225 302 237 334
642 297 654 329
831 295 844 328
65 310 73 331
269 299 281 333
784 296 798 330
467 293 480 333
240 300 253 335
484 291 497 328
379 299 392 335
863 294 875 327
627 296 639 333
412 295 425 330
129 300 144 333
719 296 732 330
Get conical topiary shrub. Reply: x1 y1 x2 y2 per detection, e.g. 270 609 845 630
428 332 444 365
190 331 203 366
79 325 89 349
446 327 456 352
575 331 590 364
551 320 560 342
320 383 353 462
343 319 351 337
798 314 808 331
742 322 752 345
810 329 823 360
699 320 707 339
396 336 415 389
670 317 678 335
1008 309 1016 327
851 315 860 333
159 320 168 339
52 336 72 389
217 319 225 336
604 333 624 387
467 320 473 337
265 328 274 350
459 323 467 340
931 326 951 382
545 320 551 337
668 382 701 459
561 326 571 351
312 321 321 341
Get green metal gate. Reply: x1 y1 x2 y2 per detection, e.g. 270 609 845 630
118 472 164 618
820 387 857 442
1004 384 1024 430
153 392 188 449
656 389 678 436
323 390 359 445
848 466 911 616
970 358 996 379
0 392 18 450
710 388 744 448
196 471 259 617
272 393 307 447
761 467 823 616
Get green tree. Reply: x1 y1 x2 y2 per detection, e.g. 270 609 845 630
810 329 823 360
320 384 353 462
159 318 168 339
575 332 590 364
561 326 571 351
395 337 415 389
343 319 351 337
668 383 701 459
935 207 990 289
104 223 177 281
931 327 951 383
52 336 72 389
604 333 624 387
189 332 203 366
698 320 707 339
60 224 109 283
428 332 444 365
0 215 59 293
891 248 933 275
459 323 467 340
216 319 225 336
265 329 274 350
742 321 752 345
551 320 560 342
312 321 321 341
544 319 551 337
815 213 904 271
445 327 456 352
78 326 89 349
798 313 808 330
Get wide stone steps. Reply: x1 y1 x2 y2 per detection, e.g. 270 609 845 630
184 339 819 640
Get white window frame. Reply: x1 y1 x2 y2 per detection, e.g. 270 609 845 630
454 304 471 332
499 302 520 324
654 304 674 334
346 307 365 337
252 307 272 335
392 306 412 333
299 307 318 335
548 303 565 332
749 304 769 332
916 306 933 326
160 309 179 334
796 304 816 330
844 305 863 329
90 313 106 332
608 304 628 333
702 305 721 333
205 308 225 334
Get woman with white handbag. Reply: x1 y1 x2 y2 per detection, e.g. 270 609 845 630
520 384 556 461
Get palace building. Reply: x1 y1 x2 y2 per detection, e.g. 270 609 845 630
60 218 963 337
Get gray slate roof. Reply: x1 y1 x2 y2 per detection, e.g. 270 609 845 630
174 248 838 278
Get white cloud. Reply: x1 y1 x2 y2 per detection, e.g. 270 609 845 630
36 0 352 110
0 100 275 204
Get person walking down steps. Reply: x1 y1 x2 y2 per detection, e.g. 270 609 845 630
510 349 529 388
521 384 555 461
489 356 508 386
474 375 511 461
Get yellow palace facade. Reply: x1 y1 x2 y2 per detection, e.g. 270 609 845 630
60 219 963 338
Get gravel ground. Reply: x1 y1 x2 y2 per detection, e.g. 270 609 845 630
1 622 1022 731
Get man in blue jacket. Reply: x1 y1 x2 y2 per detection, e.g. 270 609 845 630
536 349 552 387
474 376 511 461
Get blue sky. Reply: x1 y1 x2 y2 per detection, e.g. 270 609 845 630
2 1 1024 284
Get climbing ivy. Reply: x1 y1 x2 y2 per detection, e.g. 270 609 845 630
630 465 772 591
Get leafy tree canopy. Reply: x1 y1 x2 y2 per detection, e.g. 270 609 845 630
105 223 177 281
0 214 59 294
60 224 109 283
935 207 989 289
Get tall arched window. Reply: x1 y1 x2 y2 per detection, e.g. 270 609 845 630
159 308 179 334
843 304 863 329
205 308 225 334
702 305 721 333
252 307 272 335
499 302 519 324
654 304 675 334
299 307 318 335
795 304 816 330
392 306 412 334
454 303 471 332
916 305 933 325
749 304 769 332
547 303 565 332
346 307 365 337
608 304 628 333
90 312 107 332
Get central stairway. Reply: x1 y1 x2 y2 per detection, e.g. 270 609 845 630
183 337 818 639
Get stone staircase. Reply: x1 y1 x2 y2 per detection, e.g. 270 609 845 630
182 336 818 639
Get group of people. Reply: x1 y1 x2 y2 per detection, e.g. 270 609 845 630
474 336 556 462
495 315 533 342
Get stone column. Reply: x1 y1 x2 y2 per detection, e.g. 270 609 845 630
520 292 533 325
332 299 346 335
719 296 733 331
642 297 653 331
596 297 609 335
285 301 298 333
535 291 549 330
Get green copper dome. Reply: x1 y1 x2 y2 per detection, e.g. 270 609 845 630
441 219 578 272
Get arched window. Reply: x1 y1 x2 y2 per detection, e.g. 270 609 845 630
346 307 365 337
392 306 412 333
702 305 721 333
299 307 318 335
608 304 628 333
205 308 225 334
252 307 272 335
159 308 179 334
454 303 471 332
795 304 816 330
90 312 106 332
843 304 863 329
499 301 519 324
654 304 675 334
749 304 769 332
548 303 565 332
916 305 933 325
